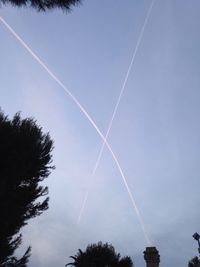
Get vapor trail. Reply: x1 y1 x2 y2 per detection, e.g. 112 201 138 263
77 0 156 224
0 16 151 245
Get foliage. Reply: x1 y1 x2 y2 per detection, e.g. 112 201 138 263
1 247 31 267
188 257 200 267
0 111 54 266
0 0 81 11
66 242 133 267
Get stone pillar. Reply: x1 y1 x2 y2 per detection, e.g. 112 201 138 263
144 247 160 267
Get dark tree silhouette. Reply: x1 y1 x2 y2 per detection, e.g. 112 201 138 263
1 247 31 267
0 0 81 11
66 242 133 267
0 111 54 266
189 257 200 267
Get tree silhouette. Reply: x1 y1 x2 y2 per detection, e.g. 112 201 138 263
189 257 200 267
66 242 133 267
0 111 54 266
1 247 31 267
0 0 81 11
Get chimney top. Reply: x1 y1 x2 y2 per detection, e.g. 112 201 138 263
144 247 160 267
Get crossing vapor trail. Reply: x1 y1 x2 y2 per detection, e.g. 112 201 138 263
0 16 151 245
77 0 156 224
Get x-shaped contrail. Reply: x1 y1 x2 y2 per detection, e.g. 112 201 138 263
0 5 155 244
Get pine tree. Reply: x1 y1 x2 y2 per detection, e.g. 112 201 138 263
0 111 54 266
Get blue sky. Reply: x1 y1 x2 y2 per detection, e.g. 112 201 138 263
1 0 200 266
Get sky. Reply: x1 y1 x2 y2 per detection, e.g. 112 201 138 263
1 0 200 266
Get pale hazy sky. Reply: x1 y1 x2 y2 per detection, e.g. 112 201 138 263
1 1 200 267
